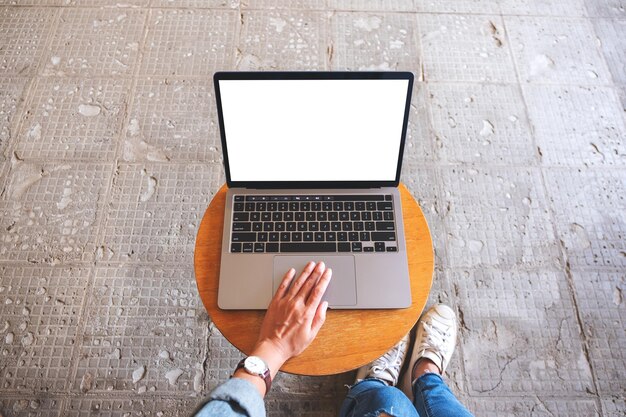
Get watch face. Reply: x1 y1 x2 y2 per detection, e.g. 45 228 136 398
244 356 267 375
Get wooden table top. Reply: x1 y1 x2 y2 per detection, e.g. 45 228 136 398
194 183 434 376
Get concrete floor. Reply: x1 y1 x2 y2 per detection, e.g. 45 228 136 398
0 0 624 416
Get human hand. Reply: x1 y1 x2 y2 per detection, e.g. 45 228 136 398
254 261 332 366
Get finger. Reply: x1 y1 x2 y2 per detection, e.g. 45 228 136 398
288 261 317 297
296 261 326 299
306 267 332 307
311 301 329 334
274 268 296 299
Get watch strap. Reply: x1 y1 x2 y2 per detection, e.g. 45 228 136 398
235 357 272 393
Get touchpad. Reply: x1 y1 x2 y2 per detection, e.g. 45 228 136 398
273 255 357 307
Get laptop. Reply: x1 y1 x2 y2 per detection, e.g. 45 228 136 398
214 71 414 310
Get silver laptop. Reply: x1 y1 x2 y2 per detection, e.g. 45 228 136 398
214 71 414 310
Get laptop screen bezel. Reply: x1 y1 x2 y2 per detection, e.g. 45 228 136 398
213 71 414 189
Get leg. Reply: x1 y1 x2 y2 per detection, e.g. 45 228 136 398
400 305 475 417
412 372 474 417
339 379 419 417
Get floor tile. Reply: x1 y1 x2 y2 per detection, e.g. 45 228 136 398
237 10 328 70
0 77 28 161
592 18 626 84
0 265 90 393
415 0 499 14
42 9 146 77
545 168 625 269
584 0 626 17
63 396 203 417
500 0 587 17
428 82 537 165
440 166 561 268
523 85 626 167
419 14 516 82
0 7 56 76
141 9 237 76
101 163 223 263
506 16 611 85
15 77 131 161
331 12 418 71
0 161 112 263
572 270 625 394
124 78 220 163
73 265 207 395
453 268 594 395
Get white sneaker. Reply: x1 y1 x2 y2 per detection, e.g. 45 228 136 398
355 333 410 386
400 304 457 399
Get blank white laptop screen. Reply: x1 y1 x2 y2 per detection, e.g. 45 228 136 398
218 79 410 182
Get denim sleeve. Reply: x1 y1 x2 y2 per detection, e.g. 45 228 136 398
194 378 266 417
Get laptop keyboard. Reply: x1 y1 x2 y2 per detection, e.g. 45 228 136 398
229 194 398 254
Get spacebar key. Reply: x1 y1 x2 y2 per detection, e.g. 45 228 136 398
280 243 336 252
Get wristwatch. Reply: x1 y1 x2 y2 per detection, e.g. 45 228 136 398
235 356 272 392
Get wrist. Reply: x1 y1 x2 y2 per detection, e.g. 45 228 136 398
251 339 289 378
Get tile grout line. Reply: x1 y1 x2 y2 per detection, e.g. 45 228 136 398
500 10 604 415
0 6 63 198
61 6 152 408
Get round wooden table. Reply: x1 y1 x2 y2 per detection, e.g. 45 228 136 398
194 184 434 376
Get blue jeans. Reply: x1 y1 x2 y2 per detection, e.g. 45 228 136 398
339 374 474 417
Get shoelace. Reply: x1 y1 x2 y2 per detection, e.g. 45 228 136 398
417 319 452 355
370 342 406 375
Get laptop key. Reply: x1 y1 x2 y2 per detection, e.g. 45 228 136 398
360 231 371 241
338 242 350 252
232 232 256 242
258 232 268 242
243 243 253 252
349 232 359 241
309 222 319 231
386 246 397 252
338 232 348 242
354 221 364 231
384 211 394 221
331 222 341 231
245 203 255 211
342 222 353 231
266 243 279 252
351 242 362 252
375 222 395 231
303 232 314 241
326 232 336 241
365 222 376 231
261 212 271 221
269 232 279 242
371 232 396 241
233 212 249 222
297 222 307 231
355 202 365 211
253 222 262 231
250 212 260 221
280 232 290 241
320 222 330 231
234 196 244 202
234 203 244 211
231 243 242 252
254 243 265 253
315 232 324 241
364 246 374 252
375 242 385 252
280 243 336 252
287 222 297 231
377 202 393 211
275 222 285 231
232 222 251 232
292 232 302 242
272 212 282 221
